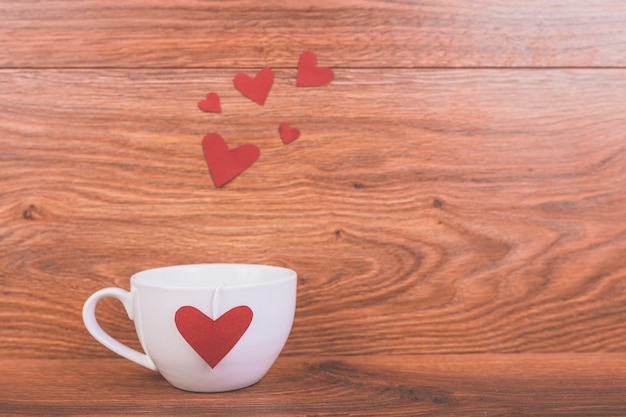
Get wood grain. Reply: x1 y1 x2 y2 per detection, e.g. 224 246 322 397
1 1 626 68
2 1 626 414
3 355 626 416
1 69 625 358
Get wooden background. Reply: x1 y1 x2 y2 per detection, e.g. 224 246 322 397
1 1 626 415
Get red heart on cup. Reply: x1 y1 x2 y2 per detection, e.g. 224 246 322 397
198 92 221 113
175 305 253 368
233 67 274 105
279 122 301 144
202 132 260 187
296 51 334 87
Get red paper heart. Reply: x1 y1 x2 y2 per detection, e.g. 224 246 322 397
279 122 301 144
233 67 274 105
296 51 334 87
175 305 253 368
202 132 260 187
198 92 221 113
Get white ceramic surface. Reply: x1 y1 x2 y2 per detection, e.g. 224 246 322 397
82 263 297 392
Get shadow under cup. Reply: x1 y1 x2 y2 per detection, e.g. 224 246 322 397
86 264 297 392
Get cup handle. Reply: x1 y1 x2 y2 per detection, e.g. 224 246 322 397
82 287 157 371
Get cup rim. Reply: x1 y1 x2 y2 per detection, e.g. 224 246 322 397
130 263 297 290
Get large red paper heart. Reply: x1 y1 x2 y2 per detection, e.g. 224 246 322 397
202 132 260 187
279 122 300 144
296 51 334 87
198 92 221 113
233 67 274 105
175 305 253 368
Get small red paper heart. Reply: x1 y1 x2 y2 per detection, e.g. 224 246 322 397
202 132 260 187
233 67 274 105
296 51 334 87
279 122 301 144
175 305 253 368
198 92 221 113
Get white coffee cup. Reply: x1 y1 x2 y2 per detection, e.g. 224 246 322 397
82 263 297 392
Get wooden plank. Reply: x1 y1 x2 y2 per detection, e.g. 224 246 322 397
1 1 626 68
2 355 626 416
1 69 625 358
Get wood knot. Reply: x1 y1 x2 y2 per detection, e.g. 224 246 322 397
433 198 444 208
22 204 41 221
